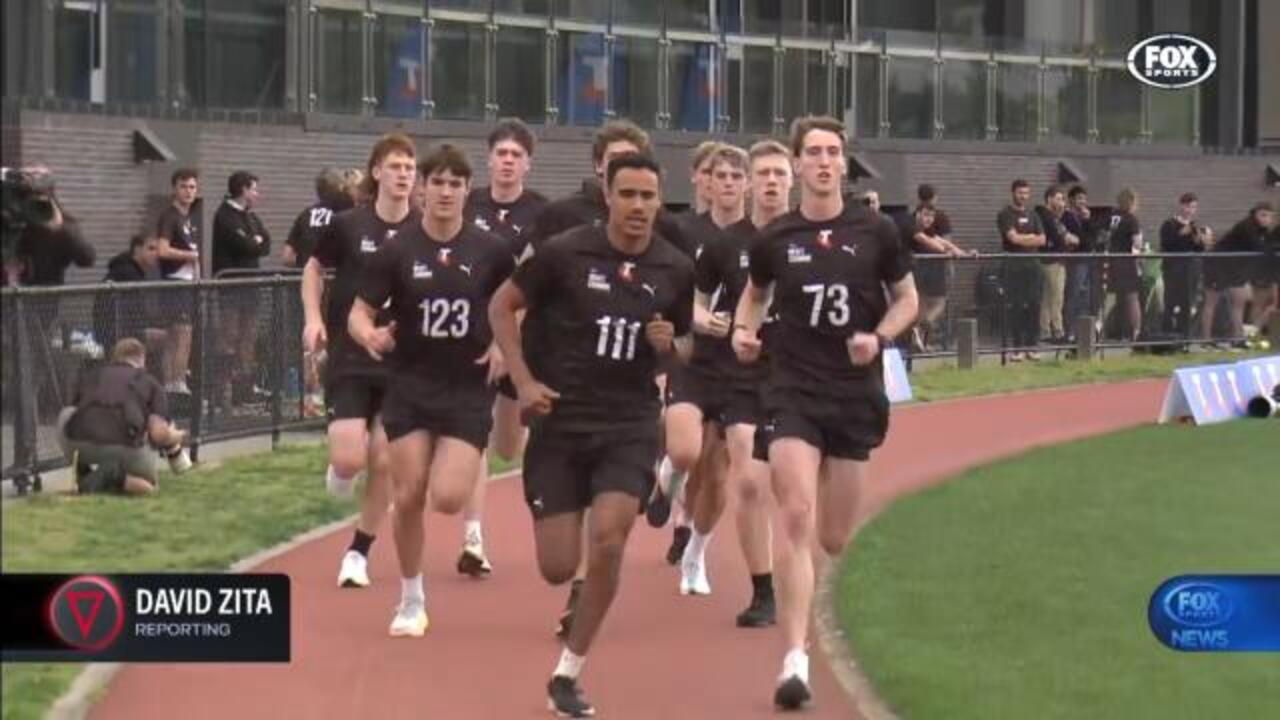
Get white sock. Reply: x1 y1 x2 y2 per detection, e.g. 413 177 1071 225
553 647 586 679
782 648 810 683
463 520 483 547
687 530 712 564
401 574 424 606
325 465 356 498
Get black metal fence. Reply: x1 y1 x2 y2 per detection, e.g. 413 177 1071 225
1 252 1274 493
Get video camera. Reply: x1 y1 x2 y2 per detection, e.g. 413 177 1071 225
1 166 57 261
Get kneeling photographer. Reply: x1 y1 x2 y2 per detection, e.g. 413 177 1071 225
57 338 192 496
2 165 95 287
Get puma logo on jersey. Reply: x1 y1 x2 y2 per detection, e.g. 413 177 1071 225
587 269 611 292
787 244 812 264
412 262 432 279
360 236 377 253
459 264 473 276
817 229 834 248
641 283 656 298
840 245 858 258
511 224 523 235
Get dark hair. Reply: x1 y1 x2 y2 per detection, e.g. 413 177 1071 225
418 143 473 182
605 152 662 188
1011 179 1031 193
363 133 418 197
1043 184 1065 202
592 120 651 165
1252 201 1275 215
227 171 258 199
1067 184 1088 200
789 115 846 157
917 184 937 203
171 168 199 186
488 118 535 156
129 234 148 251
1179 192 1198 205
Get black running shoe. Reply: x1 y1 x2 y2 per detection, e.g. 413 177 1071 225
645 485 672 528
556 580 583 639
774 675 812 711
735 592 776 628
547 676 595 718
665 526 692 566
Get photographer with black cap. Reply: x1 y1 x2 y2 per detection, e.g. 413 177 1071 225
1 165 94 288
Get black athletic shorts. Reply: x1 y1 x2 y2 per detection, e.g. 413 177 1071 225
522 423 660 520
752 388 889 462
664 365 728 420
326 375 387 426
381 393 492 450
721 384 765 429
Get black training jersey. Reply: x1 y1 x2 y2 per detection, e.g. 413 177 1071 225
156 205 199 279
748 204 912 399
357 223 515 408
514 225 695 431
313 204 423 381
997 205 1044 253
465 186 548 262
692 216 766 386
287 201 348 269
1106 211 1142 254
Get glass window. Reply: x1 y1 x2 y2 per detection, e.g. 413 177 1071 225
1094 0 1139 57
1149 88 1195 145
376 14 422 117
1023 0 1085 56
495 0 550 16
668 0 713 31
942 59 985 140
431 20 486 119
996 61 1037 141
854 52 880 138
730 44 775 133
614 3 660 28
1043 65 1086 141
742 0 783 36
782 48 830 122
1096 68 1141 144
554 0 607 24
887 56 932 139
432 1 491 11
1152 0 1193 32
800 0 848 39
109 1 160 104
496 25 546 123
937 0 985 50
670 41 715 132
314 9 363 113
55 3 95 101
858 0 935 46
558 31 609 126
613 35 660 128
184 0 288 110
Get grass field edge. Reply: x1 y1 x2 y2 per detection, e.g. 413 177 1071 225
45 468 524 720
815 561 899 720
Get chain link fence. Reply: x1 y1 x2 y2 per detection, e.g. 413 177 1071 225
2 252 1274 493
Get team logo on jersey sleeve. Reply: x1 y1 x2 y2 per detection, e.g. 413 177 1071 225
787 244 812 264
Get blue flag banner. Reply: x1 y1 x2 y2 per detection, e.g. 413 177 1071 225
1158 355 1280 424
561 33 608 125
884 348 913 404
384 27 423 118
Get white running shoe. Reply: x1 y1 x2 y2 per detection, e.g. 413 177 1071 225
388 601 429 638
337 550 370 588
679 554 712 596
456 542 493 578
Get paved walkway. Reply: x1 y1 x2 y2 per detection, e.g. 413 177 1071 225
91 379 1168 719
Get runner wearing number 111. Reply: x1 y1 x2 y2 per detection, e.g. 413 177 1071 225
732 116 918 711
350 144 515 638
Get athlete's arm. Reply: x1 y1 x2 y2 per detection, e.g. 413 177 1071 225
731 279 771 363
693 290 729 337
301 257 327 352
876 274 920 343
672 334 694 363
347 298 394 361
489 279 559 417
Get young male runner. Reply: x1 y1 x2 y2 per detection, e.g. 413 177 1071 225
733 117 918 710
350 144 515 636
456 118 548 578
490 153 695 718
302 133 421 588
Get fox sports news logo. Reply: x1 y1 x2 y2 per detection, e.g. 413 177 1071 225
1163 582 1235 628
1127 34 1217 89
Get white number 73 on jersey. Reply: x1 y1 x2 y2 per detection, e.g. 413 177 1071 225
802 283 850 327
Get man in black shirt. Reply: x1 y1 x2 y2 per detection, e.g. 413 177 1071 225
996 179 1047 360
351 144 515 638
212 171 271 405
284 168 353 269
154 168 200 394
303 133 421 590
1202 202 1275 345
1104 188 1144 342
458 118 547 578
1062 185 1096 337
1159 192 1211 336
490 153 694 719
1035 185 1079 344
732 117 917 711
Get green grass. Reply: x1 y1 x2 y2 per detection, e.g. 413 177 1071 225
909 349 1267 402
838 422 1280 720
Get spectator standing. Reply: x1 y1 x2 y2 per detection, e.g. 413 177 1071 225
95 235 168 367
1035 185 1077 344
905 203 974 352
211 170 271 405
1202 202 1275 346
154 168 200 394
1104 188 1144 342
1062 185 1096 334
997 179 1046 360
284 168 352 269
1158 193 1211 337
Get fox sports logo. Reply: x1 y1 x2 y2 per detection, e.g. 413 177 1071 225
1127 34 1217 89
1162 582 1234 628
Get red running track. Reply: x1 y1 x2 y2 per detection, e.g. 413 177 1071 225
92 379 1168 720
